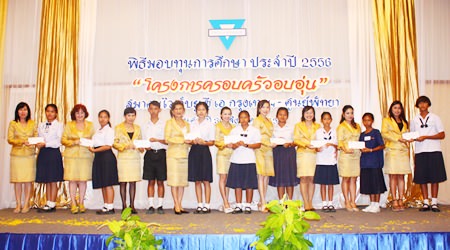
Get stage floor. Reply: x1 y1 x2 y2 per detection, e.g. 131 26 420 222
0 205 448 235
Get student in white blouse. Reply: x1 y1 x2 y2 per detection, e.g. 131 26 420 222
410 96 446 212
36 104 64 213
188 102 215 214
226 110 261 214
89 110 118 214
142 101 168 214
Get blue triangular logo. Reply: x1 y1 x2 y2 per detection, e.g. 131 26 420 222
209 19 245 50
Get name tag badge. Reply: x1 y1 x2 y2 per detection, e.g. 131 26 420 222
364 136 371 141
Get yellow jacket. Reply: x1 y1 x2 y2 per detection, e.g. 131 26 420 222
294 121 320 153
381 117 409 151
252 115 273 148
113 122 142 159
7 120 37 156
337 122 361 151
165 118 190 159
215 122 235 155
61 121 94 158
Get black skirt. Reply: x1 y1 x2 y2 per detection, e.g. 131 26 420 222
360 168 387 195
269 146 299 187
36 148 64 183
313 164 340 185
226 163 258 190
92 149 119 189
413 152 447 184
188 145 213 182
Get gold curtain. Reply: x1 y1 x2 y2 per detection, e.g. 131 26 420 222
0 0 7 106
372 0 421 206
34 0 80 208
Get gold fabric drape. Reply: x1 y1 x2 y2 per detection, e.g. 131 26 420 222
0 0 7 106
34 0 80 208
372 0 421 207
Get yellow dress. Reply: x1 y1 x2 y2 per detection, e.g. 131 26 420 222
113 123 142 182
165 118 190 187
337 122 361 177
61 121 94 181
215 122 235 174
294 121 320 177
7 120 37 182
381 117 411 174
252 115 274 176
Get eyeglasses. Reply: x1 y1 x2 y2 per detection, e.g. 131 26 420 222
419 117 429 128
240 134 248 137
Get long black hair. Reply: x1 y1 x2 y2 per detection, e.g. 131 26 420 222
388 101 408 129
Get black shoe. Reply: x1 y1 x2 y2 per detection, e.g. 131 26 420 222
244 207 252 214
419 204 431 212
180 209 189 214
146 207 155 214
232 207 243 214
194 206 203 214
131 207 138 214
37 205 56 213
431 204 440 212
96 208 115 215
174 208 182 215
157 206 164 214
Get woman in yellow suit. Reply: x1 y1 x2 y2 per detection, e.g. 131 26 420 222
253 100 274 212
113 107 143 214
381 101 411 211
165 100 191 215
7 102 37 213
337 105 361 212
294 106 320 211
215 107 235 214
61 104 94 214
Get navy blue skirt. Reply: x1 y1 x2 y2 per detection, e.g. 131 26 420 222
92 149 119 189
226 163 258 190
413 152 447 184
269 146 299 187
360 168 387 195
188 145 213 182
36 148 64 183
313 164 339 185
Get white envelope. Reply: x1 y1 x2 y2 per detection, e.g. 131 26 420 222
184 132 201 141
28 137 44 145
348 141 365 149
79 138 93 147
402 131 419 140
270 138 288 145
224 135 241 144
310 140 327 148
133 139 151 148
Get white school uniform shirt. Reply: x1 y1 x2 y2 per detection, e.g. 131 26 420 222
229 125 261 164
190 118 215 141
410 112 444 154
315 127 338 165
272 123 294 142
143 119 168 150
92 125 114 147
38 120 63 148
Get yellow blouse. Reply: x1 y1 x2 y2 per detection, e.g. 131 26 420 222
381 117 409 150
337 122 361 151
294 121 320 153
61 121 95 158
215 122 235 154
252 114 273 147
7 120 37 156
113 122 142 153
165 118 190 159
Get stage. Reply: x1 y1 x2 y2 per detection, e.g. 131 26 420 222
0 205 449 249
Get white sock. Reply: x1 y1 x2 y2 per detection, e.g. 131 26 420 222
423 199 430 205
431 198 438 205
322 201 327 207
198 202 203 208
328 200 333 206
157 198 164 207
148 197 154 208
204 203 210 209
236 203 242 208
106 203 114 210
47 201 56 208
373 202 379 208
243 203 250 208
